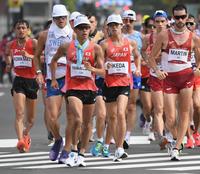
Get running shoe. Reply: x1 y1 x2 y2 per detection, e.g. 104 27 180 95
159 137 169 150
58 149 69 164
65 151 78 167
139 113 146 128
148 132 155 141
170 148 180 161
76 154 86 167
123 140 129 149
185 138 194 149
143 117 152 135
17 139 26 153
102 145 110 157
49 137 63 161
113 148 128 162
123 136 130 149
23 134 31 152
90 141 103 156
193 132 200 146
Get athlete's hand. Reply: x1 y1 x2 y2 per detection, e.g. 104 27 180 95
194 68 200 77
133 70 141 77
20 50 33 58
155 69 168 80
84 61 94 72
36 73 44 86
5 64 12 72
51 79 59 89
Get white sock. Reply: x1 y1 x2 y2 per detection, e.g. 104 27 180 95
97 137 103 143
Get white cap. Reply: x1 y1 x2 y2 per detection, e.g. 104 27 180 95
70 11 81 21
107 14 123 25
122 10 136 21
52 4 68 17
74 15 90 28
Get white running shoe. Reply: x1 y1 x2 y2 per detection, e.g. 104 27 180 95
148 132 155 141
170 149 180 161
65 151 78 167
76 155 86 167
113 148 128 162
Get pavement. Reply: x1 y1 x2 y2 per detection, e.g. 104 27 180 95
0 85 200 174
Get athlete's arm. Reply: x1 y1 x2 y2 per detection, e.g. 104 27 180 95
141 34 149 62
131 40 141 76
149 31 168 79
50 43 68 89
34 31 47 84
5 42 12 72
193 34 200 76
84 44 105 77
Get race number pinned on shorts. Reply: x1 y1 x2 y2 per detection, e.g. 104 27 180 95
168 49 189 63
71 64 91 78
13 55 32 67
108 62 128 75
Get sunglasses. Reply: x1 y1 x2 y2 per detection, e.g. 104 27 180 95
123 18 134 23
54 16 67 20
155 20 166 23
147 24 155 29
76 25 90 30
174 15 187 20
186 22 195 26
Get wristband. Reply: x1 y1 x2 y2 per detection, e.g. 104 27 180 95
36 70 42 74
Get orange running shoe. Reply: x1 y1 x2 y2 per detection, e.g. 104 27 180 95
185 138 194 149
17 139 26 153
23 135 31 152
159 137 169 150
193 132 200 147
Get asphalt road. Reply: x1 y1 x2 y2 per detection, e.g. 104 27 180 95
0 85 200 174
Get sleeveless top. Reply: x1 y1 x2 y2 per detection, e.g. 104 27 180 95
45 27 73 79
10 38 36 79
161 29 192 73
105 38 131 87
62 40 97 92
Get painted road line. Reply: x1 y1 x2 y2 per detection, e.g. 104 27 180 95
0 136 150 148
85 159 200 169
0 152 49 158
149 166 200 171
0 155 49 162
16 154 199 170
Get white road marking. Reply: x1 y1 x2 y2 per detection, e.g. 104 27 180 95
149 166 200 171
0 136 150 148
0 152 49 158
85 159 200 170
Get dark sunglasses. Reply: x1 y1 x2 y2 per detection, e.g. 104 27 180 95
54 16 67 20
186 22 195 26
147 24 155 29
155 20 166 23
174 15 187 20
76 25 90 30
123 18 134 23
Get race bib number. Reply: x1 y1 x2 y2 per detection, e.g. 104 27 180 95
70 64 91 78
13 55 32 67
168 49 189 63
108 62 128 75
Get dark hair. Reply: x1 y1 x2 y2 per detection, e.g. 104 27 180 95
172 4 187 14
188 14 195 19
144 16 154 28
44 19 52 30
13 19 30 29
86 13 96 20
